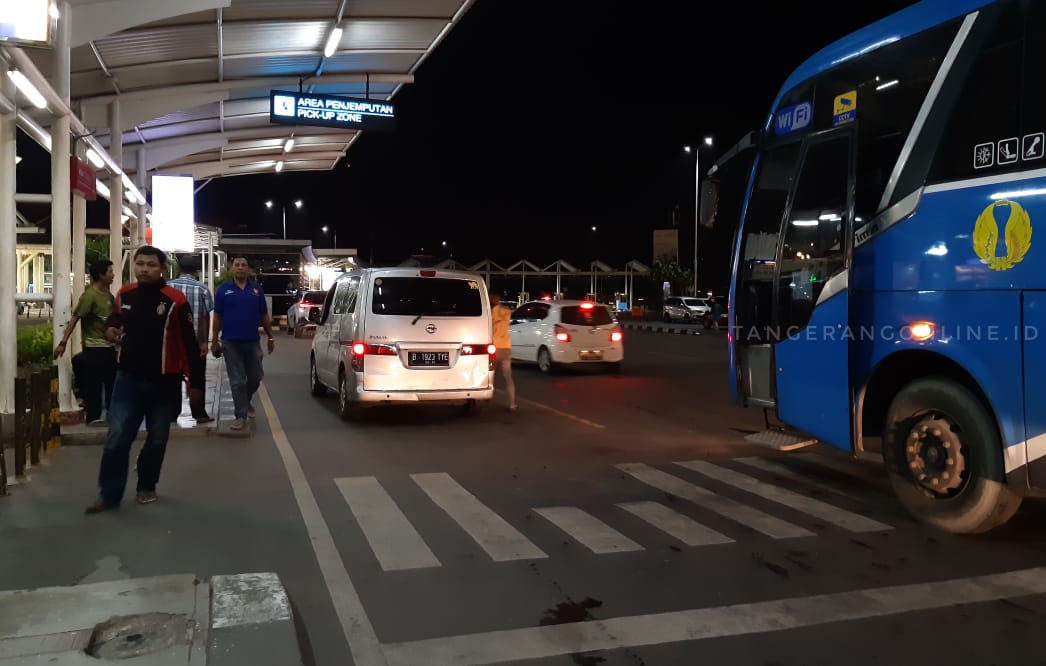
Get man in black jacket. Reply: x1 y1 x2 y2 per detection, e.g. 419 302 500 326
85 246 199 514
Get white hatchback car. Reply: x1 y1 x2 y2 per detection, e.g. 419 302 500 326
509 300 623 373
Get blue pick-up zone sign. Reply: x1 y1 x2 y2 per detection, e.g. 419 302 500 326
774 101 812 136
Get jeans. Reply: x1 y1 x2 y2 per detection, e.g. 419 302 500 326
97 372 181 505
77 347 116 421
222 339 263 420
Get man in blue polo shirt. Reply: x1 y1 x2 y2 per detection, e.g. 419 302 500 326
211 256 275 430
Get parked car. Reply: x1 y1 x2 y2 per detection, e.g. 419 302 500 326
309 268 495 419
509 299 623 373
662 296 710 323
286 290 327 337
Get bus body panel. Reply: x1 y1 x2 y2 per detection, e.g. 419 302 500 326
775 290 851 450
1023 292 1046 487
851 288 1027 470
727 153 764 405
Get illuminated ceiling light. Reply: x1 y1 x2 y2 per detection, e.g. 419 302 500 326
284 137 295 152
275 160 284 172
7 70 47 109
876 79 899 91
791 219 818 227
85 148 104 168
265 200 274 208
324 26 343 58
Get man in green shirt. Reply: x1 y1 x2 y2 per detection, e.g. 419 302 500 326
54 260 116 426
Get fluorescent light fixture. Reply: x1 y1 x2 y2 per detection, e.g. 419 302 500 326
990 187 1046 200
924 243 948 256
324 26 342 58
151 174 195 252
791 219 818 227
283 138 295 152
876 79 899 91
818 213 842 221
85 148 104 168
275 160 284 172
7 70 47 109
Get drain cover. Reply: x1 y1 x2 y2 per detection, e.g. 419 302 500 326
85 612 191 659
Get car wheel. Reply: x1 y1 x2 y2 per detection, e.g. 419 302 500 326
286 316 294 335
683 313 691 323
338 369 359 421
882 377 1021 534
310 356 326 397
293 322 304 338
537 347 554 374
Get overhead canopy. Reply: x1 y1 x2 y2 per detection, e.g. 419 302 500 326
19 0 476 184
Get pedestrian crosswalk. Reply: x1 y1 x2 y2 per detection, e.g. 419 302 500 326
333 456 894 572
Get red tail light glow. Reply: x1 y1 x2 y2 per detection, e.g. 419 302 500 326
610 330 623 342
420 270 436 277
580 302 595 309
554 325 571 342
486 343 497 355
351 342 366 356
461 343 496 356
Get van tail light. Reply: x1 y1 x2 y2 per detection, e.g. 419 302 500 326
554 325 571 342
610 329 623 342
461 343 496 355
350 341 396 371
420 270 436 277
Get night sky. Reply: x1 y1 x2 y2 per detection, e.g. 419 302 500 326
17 0 919 283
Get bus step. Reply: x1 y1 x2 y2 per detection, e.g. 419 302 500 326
744 429 818 451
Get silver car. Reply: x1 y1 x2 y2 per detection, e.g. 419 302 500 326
662 297 710 323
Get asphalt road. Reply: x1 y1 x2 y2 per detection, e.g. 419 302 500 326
4 329 1045 666
261 329 1046 665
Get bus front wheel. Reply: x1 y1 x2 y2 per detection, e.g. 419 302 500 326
882 377 1021 534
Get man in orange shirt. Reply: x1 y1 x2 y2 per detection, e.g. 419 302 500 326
489 290 517 411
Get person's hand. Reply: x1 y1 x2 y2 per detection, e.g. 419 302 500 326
211 339 223 358
199 342 208 358
106 326 125 344
53 341 67 360
267 336 275 354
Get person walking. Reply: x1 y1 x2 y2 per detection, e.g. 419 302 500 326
489 290 517 411
168 256 215 423
85 246 198 514
211 256 275 431
54 259 116 426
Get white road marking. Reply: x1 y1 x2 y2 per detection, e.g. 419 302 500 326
381 566 1046 666
734 456 867 503
616 501 734 546
676 461 893 533
258 384 386 666
335 476 441 571
411 473 547 562
616 463 812 539
533 507 643 554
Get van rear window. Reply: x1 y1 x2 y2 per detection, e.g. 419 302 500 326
371 277 483 317
560 305 613 326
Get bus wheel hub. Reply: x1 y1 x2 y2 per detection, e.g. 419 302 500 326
905 416 965 495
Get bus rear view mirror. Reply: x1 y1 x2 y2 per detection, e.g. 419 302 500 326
699 179 719 228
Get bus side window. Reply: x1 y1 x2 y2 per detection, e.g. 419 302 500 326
778 135 850 333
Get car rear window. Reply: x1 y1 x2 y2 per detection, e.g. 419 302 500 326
560 305 613 326
371 277 483 316
303 291 326 304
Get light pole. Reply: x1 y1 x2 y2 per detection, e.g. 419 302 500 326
322 225 337 248
684 136 713 296
265 198 303 240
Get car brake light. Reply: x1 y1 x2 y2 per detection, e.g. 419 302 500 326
461 343 496 355
486 343 497 355
610 330 623 342
580 302 595 309
554 325 571 342
351 342 366 356
420 270 436 277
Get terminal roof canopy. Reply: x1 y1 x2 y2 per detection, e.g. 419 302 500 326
22 0 476 183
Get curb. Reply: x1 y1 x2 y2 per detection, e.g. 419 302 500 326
620 322 707 336
209 573 304 666
61 424 216 446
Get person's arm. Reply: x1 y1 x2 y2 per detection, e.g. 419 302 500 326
176 301 198 375
210 312 223 356
258 286 275 353
198 312 210 357
53 314 81 359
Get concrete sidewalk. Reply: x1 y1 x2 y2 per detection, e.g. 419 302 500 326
0 572 302 665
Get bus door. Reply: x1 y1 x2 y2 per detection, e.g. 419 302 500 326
772 130 854 451
731 129 854 450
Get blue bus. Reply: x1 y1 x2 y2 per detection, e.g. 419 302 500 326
703 0 1045 533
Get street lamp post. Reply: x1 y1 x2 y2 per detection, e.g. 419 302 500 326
684 137 713 296
265 198 303 240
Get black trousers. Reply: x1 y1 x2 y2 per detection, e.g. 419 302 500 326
187 351 209 418
76 347 117 421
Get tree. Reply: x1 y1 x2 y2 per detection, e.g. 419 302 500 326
650 259 694 298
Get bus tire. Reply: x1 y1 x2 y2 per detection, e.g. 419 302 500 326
882 377 1021 534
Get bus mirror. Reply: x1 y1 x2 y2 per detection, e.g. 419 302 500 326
699 179 719 228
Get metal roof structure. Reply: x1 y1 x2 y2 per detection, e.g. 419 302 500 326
14 0 477 188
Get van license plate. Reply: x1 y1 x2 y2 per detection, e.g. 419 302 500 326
408 351 449 366
578 350 603 361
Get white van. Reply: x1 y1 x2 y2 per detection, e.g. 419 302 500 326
308 267 495 418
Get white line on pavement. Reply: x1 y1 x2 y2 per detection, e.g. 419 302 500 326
533 507 643 554
616 501 734 546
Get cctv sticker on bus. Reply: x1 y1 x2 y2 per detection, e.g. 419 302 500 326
774 101 812 136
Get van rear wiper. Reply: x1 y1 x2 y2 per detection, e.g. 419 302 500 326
411 313 424 325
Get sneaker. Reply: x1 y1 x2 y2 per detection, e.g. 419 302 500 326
194 415 214 424
85 500 118 514
508 404 518 412
136 491 157 505
87 419 107 427
230 418 245 431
